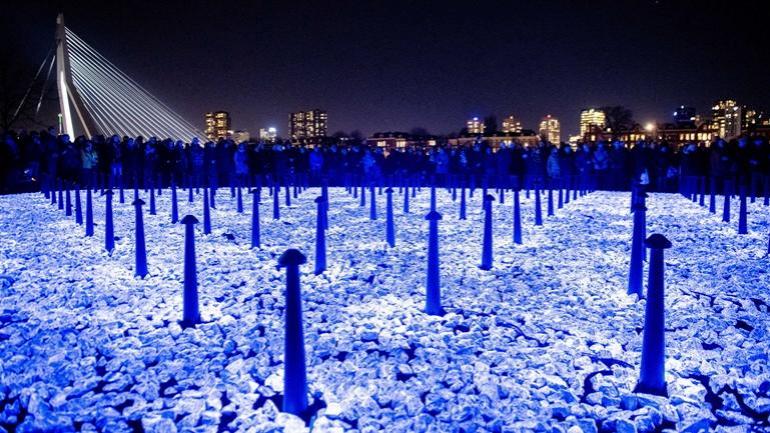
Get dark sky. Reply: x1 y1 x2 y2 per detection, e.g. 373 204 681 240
3 0 769 137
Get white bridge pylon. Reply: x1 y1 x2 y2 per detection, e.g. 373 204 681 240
55 14 204 141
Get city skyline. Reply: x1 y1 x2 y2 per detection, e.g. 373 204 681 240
3 1 769 138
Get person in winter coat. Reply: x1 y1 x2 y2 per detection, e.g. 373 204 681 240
546 147 560 184
233 143 249 185
81 141 98 186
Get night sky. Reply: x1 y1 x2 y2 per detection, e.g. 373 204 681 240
4 0 769 137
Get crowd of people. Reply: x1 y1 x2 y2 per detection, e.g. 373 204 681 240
2 127 769 195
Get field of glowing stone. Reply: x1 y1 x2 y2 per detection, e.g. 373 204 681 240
1 183 770 433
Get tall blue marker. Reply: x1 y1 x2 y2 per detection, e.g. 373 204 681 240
369 186 377 220
708 177 716 214
273 184 280 220
180 215 201 327
634 234 672 397
479 194 495 270
459 187 467 220
425 210 443 316
738 185 748 235
314 196 327 275
85 188 94 237
237 186 244 213
534 185 543 226
547 188 554 216
171 182 179 224
203 186 212 235
65 185 72 216
430 186 437 211
513 189 522 245
722 180 731 223
75 186 83 225
385 187 395 247
104 190 115 254
149 186 156 215
250 189 261 249
403 184 410 214
133 199 148 278
627 194 647 298
278 249 309 417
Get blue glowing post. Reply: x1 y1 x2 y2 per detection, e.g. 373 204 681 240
698 177 705 207
369 186 377 220
85 188 94 237
314 196 327 275
180 215 201 327
210 185 216 209
722 180 731 223
188 181 194 203
278 249 309 416
534 185 543 226
479 194 495 270
237 185 244 213
459 187 467 220
564 181 570 204
203 186 212 235
133 198 148 278
634 233 672 397
353 183 358 198
385 187 395 247
430 186 437 211
230 176 236 198
499 188 505 204
51 179 57 205
403 184 410 214
250 189 261 249
452 187 457 202
75 186 83 225
285 185 291 207
104 190 115 254
360 185 366 207
322 182 330 230
149 186 156 215
558 183 563 209
411 182 417 198
513 189 522 245
627 194 647 298
547 187 554 216
273 185 280 220
709 177 716 214
171 182 179 224
65 184 72 216
425 210 443 316
738 185 748 235
58 180 64 210
764 177 770 206
119 177 125 204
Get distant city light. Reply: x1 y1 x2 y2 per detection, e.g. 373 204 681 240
644 122 655 132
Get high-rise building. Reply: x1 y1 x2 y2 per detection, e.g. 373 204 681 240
204 111 231 141
539 115 561 144
289 109 328 141
466 117 485 135
579 108 606 137
259 127 278 142
501 115 523 134
673 106 696 127
712 100 742 139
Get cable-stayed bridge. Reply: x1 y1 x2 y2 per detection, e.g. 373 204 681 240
52 14 203 141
